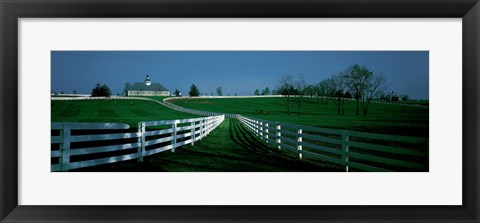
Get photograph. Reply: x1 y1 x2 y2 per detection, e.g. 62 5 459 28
51 51 429 172
2 0 478 222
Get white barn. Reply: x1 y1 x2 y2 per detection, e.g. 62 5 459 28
127 74 170 96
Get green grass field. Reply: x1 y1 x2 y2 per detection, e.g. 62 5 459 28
51 99 199 127
169 97 429 137
51 97 428 171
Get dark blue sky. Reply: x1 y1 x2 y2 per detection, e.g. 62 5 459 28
51 51 429 99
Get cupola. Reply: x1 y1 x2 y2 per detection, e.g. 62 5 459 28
145 74 151 86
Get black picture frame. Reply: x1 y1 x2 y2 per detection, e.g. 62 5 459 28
1 0 479 222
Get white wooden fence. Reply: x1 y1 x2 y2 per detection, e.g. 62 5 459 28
163 98 239 118
51 115 225 171
238 115 428 172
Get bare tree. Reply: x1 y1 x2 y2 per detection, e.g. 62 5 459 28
276 75 295 115
344 64 373 115
327 73 346 115
361 73 388 115
216 86 223 96
294 75 307 115
318 79 330 104
303 84 315 102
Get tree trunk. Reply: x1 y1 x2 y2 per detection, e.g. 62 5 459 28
363 101 370 115
337 97 341 115
355 99 359 115
287 96 290 115
342 98 345 115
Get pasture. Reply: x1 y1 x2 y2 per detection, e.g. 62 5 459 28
50 97 428 172
51 99 199 127
169 97 429 137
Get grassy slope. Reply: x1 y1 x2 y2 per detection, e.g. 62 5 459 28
51 99 199 127
76 118 341 172
170 97 429 137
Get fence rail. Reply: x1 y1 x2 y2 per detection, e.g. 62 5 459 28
51 115 225 171
238 115 428 172
163 98 240 118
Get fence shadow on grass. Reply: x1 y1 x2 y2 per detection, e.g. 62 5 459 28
228 119 341 171
145 119 323 172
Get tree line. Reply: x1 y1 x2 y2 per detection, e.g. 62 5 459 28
275 64 408 116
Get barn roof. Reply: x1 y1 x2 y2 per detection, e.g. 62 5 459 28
127 82 169 91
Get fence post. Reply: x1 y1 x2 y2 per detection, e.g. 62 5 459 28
297 128 303 159
276 123 282 150
191 121 195 146
205 118 209 135
210 117 213 133
341 130 349 172
61 123 71 171
204 118 208 135
137 122 145 162
172 122 177 152
265 123 269 143
209 118 212 134
259 121 263 138
203 119 207 138
205 118 208 135
200 119 204 139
